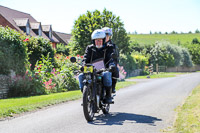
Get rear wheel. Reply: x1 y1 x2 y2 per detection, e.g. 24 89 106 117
83 85 94 122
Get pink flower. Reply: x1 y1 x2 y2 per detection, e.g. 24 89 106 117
66 56 69 59
77 55 80 57
81 56 84 58
23 38 29 42
30 64 32 67
51 71 55 74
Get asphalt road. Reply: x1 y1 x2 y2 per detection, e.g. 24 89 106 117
1 72 200 133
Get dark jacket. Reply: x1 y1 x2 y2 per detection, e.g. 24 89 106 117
82 43 115 68
105 40 119 64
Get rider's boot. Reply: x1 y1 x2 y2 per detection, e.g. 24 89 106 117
105 87 112 103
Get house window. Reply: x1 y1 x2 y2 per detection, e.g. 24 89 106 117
20 27 26 33
33 29 38 35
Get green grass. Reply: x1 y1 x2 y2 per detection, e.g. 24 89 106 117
164 85 200 132
129 33 200 45
0 80 136 119
0 90 82 119
116 81 136 90
129 72 184 79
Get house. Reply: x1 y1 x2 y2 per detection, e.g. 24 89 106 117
0 5 72 48
53 31 72 45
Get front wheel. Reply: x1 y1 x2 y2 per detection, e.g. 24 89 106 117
83 85 95 122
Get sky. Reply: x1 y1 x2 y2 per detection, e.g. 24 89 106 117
0 0 200 34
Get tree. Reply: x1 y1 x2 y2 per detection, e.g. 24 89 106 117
171 31 176 34
69 9 131 55
150 41 192 67
150 31 152 34
195 29 200 33
192 38 199 44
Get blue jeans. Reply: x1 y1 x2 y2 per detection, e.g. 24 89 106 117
78 71 112 91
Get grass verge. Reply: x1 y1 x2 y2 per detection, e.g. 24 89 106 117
0 80 136 119
164 85 200 132
129 72 185 79
116 81 136 90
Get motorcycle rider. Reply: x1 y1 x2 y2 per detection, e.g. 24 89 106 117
102 27 119 94
78 29 116 103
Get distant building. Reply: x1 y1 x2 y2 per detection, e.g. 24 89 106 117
53 31 72 45
0 5 71 48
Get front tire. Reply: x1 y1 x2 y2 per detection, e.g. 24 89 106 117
83 85 94 122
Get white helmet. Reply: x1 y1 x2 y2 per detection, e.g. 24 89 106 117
91 29 106 40
102 27 112 36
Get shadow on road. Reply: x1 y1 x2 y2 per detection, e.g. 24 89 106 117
89 112 162 126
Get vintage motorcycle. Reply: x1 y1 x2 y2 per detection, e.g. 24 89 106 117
70 54 116 122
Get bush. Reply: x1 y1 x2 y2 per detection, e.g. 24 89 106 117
34 54 79 93
22 36 55 70
132 53 149 70
181 48 193 67
192 38 199 44
186 43 200 65
119 54 137 76
8 71 46 98
150 41 193 67
56 43 69 56
0 26 27 75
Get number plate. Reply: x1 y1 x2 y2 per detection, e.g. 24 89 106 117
84 66 93 73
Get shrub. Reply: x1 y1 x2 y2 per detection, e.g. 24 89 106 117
192 38 199 44
186 43 200 65
150 41 193 67
34 53 79 93
181 48 193 67
56 43 69 56
22 36 55 70
0 26 27 75
119 54 137 76
8 70 46 97
132 53 149 70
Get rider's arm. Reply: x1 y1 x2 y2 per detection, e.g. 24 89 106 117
82 45 92 65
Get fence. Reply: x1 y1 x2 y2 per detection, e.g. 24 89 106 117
157 65 200 72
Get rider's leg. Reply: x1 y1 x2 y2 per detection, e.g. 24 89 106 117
78 73 84 92
112 78 117 93
102 71 112 103
112 67 119 93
